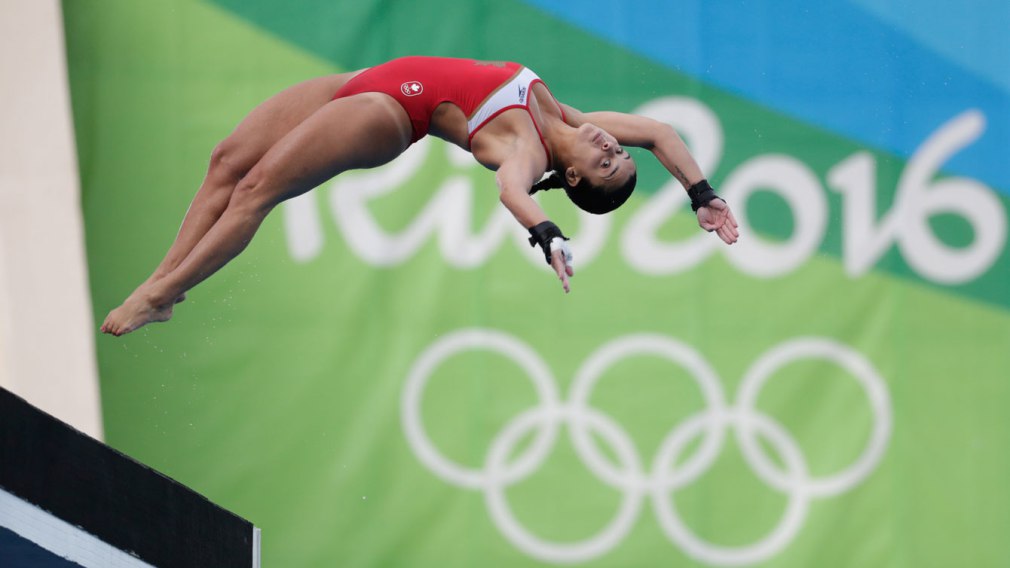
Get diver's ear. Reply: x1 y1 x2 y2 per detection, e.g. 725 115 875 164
565 166 581 188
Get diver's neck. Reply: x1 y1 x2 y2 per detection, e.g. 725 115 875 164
542 114 576 172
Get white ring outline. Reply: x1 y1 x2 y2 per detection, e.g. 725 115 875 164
401 329 561 489
651 412 810 566
734 338 892 497
485 406 645 564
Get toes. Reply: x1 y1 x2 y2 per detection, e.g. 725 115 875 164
99 300 176 337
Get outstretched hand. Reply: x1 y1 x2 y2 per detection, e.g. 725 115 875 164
550 245 574 293
697 198 739 244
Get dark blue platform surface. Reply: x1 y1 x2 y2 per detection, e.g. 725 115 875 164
0 525 84 568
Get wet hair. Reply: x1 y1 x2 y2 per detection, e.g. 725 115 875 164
530 170 637 215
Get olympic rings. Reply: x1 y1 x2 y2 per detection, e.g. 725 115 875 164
400 329 892 566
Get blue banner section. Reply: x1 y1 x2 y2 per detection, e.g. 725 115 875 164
852 0 1010 93
519 0 1010 194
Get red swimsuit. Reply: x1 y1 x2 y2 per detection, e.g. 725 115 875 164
333 56 564 159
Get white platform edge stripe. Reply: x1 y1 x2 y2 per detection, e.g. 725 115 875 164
253 527 262 568
0 488 155 567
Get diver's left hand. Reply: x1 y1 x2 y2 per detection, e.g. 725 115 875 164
697 198 739 244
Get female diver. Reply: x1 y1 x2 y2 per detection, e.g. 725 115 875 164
102 56 738 336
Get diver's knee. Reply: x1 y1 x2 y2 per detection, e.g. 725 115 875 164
230 167 280 214
208 138 251 183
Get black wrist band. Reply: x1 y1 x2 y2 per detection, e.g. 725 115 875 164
528 221 568 265
687 179 721 212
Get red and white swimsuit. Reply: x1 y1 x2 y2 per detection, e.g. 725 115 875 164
332 56 565 160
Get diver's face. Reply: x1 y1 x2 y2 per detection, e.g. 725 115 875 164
566 124 637 189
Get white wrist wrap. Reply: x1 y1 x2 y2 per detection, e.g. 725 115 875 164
550 237 573 269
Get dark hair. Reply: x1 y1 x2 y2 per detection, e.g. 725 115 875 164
530 171 637 215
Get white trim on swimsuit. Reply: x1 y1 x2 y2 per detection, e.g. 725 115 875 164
466 67 541 137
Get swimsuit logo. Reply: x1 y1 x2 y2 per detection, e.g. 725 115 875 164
401 81 423 96
518 85 527 104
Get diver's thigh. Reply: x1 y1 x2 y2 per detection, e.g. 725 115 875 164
240 92 413 205
221 71 367 166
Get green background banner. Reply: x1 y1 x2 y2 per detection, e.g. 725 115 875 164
66 1 1010 566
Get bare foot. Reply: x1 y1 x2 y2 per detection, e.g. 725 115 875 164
101 293 175 337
